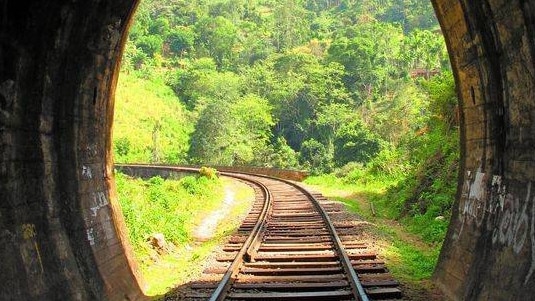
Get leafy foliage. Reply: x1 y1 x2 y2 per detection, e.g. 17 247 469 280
115 1 460 286
113 73 192 164
300 138 333 174
116 171 223 255
307 73 459 244
115 0 452 177
334 120 383 166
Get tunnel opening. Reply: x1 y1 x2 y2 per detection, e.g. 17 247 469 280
112 0 458 296
0 1 534 300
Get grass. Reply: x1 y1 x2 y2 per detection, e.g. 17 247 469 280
384 238 440 282
114 72 193 164
115 172 255 297
304 177 443 287
116 172 223 255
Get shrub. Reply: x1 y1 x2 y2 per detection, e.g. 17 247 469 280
199 166 218 179
116 172 223 257
334 162 364 178
334 120 383 167
299 138 333 174
114 137 131 159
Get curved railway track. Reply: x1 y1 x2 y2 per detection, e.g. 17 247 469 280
115 165 402 300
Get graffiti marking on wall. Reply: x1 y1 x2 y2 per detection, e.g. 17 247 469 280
82 165 93 180
489 182 535 284
90 191 109 217
458 168 488 236
21 223 44 274
458 167 535 284
491 183 530 253
86 228 95 246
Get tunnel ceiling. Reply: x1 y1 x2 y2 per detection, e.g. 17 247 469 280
0 0 534 300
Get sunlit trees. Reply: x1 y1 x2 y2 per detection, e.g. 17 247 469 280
327 22 405 104
333 120 382 166
188 94 274 165
167 26 195 55
272 0 312 51
116 0 450 173
402 29 449 71
195 16 238 69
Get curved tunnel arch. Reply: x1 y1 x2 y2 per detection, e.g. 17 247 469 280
0 1 533 300
434 1 535 300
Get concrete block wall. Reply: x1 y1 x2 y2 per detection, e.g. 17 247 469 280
114 164 309 182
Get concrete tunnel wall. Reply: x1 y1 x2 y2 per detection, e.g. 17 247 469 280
432 1 535 300
0 1 144 300
0 0 533 300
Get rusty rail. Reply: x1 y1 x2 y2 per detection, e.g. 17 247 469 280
116 165 401 300
208 172 273 301
286 179 369 301
215 171 370 301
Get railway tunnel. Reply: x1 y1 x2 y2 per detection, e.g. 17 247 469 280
0 0 534 300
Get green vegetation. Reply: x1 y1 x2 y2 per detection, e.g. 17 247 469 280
305 71 459 287
114 0 449 171
306 71 458 241
380 227 440 282
113 0 459 294
115 172 223 257
113 73 192 163
116 171 255 296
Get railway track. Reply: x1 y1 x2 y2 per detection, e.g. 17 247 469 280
184 171 402 301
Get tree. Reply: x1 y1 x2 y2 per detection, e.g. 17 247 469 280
327 22 404 104
257 137 300 169
231 94 275 164
188 93 274 166
116 0 450 174
300 138 333 174
402 29 448 71
378 0 438 32
168 57 231 109
334 120 382 166
235 21 275 65
315 103 354 145
136 35 164 57
149 16 171 36
272 0 311 51
188 97 237 165
195 16 238 69
167 26 195 55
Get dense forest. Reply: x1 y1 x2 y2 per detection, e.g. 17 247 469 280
114 0 460 293
115 0 459 242
114 0 453 174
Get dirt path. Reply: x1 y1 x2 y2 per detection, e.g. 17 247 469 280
193 187 236 241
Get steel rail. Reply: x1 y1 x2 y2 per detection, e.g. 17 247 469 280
289 180 370 301
208 171 273 301
215 171 370 301
114 164 369 301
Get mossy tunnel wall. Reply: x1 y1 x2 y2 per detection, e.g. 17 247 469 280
0 0 533 300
